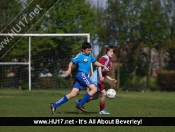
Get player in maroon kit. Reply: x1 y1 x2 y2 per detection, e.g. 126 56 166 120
76 46 117 114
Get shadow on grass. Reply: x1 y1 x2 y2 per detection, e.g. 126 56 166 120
62 111 98 115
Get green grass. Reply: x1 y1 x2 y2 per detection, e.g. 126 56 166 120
0 89 175 132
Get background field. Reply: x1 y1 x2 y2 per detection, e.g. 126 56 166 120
0 89 175 132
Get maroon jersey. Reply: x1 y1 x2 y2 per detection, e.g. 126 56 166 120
99 56 112 77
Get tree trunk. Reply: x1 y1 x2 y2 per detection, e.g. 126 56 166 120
147 48 152 87
131 45 140 84
116 61 120 90
158 48 163 72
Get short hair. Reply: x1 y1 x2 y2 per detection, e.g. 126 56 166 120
82 42 92 50
106 46 114 54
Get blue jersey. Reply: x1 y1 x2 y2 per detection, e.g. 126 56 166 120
72 52 96 74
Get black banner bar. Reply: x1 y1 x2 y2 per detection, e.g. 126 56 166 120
0 117 174 126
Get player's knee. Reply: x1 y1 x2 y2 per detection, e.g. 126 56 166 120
102 93 107 98
90 88 97 95
69 92 77 98
93 87 97 93
89 85 97 92
101 91 107 97
72 93 77 97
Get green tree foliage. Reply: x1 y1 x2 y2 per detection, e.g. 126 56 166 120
100 0 174 90
5 0 98 57
0 0 99 89
0 0 22 59
0 0 98 62
0 0 22 32
34 0 97 51
162 0 175 70
103 0 130 45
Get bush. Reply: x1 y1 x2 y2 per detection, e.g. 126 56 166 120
158 71 175 91
55 76 72 89
147 77 160 91
122 76 147 91
123 81 146 91
149 84 159 91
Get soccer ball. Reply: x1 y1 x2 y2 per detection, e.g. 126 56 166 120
106 88 116 99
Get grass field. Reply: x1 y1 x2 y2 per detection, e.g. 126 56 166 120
0 89 175 132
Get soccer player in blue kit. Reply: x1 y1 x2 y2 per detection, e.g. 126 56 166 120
49 42 109 114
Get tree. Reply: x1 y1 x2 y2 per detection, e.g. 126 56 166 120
104 0 139 89
163 0 175 70
0 0 22 32
1 0 98 59
100 0 170 90
0 0 22 59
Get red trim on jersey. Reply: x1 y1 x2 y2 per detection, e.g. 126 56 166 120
99 56 112 77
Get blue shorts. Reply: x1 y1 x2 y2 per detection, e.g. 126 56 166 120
73 72 95 90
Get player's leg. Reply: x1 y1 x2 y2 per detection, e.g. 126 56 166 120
76 87 100 104
90 91 100 100
75 72 98 112
99 89 110 114
50 88 79 114
82 69 100 101
98 81 110 114
88 84 100 100
66 88 80 99
76 83 97 112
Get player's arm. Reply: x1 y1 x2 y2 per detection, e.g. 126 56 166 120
94 61 109 71
98 66 105 81
65 61 73 75
106 75 117 83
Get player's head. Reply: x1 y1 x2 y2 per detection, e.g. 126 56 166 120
82 42 92 55
106 46 114 57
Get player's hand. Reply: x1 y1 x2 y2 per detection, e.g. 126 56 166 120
65 69 71 76
104 66 109 71
100 76 105 81
111 79 117 83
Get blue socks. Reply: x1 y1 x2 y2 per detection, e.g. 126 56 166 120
77 93 91 107
53 95 68 107
52 93 91 108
